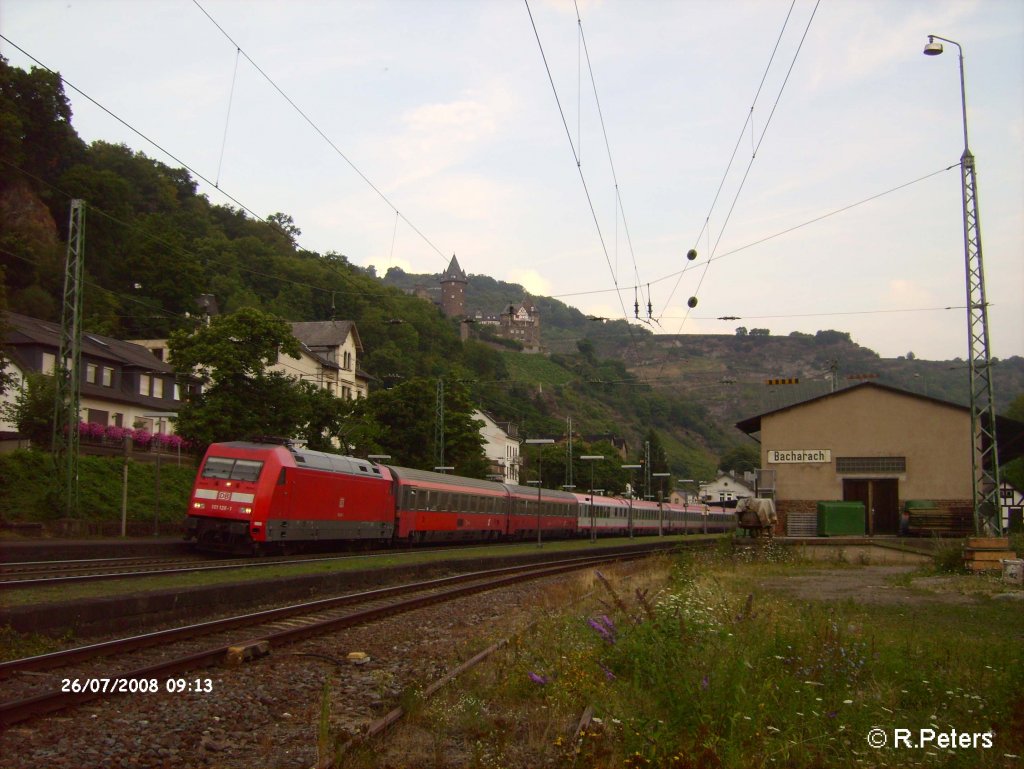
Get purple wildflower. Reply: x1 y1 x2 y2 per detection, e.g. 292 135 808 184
587 617 616 644
598 661 617 681
700 675 710 691
528 672 549 685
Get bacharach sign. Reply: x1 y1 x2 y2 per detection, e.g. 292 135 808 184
767 449 832 464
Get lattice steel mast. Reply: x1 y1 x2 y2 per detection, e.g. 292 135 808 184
52 199 85 517
924 35 1001 535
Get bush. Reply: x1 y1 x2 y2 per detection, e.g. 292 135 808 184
932 537 967 573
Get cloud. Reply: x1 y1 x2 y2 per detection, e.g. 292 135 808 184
507 269 552 297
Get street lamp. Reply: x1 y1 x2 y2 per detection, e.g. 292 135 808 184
622 464 642 538
524 438 555 547
923 34 1001 535
678 479 696 534
652 472 670 536
580 455 604 543
698 480 709 534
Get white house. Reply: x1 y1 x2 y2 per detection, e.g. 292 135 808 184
699 470 757 506
286 321 369 400
474 409 520 483
3 312 186 447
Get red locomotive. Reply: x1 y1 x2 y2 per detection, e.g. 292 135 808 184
185 441 735 553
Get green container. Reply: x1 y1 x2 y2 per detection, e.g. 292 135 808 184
816 501 865 536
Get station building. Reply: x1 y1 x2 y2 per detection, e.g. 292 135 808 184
735 382 1021 536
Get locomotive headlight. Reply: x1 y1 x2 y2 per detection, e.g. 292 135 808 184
192 502 206 510
241 506 252 515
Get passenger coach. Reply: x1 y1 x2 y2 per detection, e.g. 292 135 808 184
185 441 736 553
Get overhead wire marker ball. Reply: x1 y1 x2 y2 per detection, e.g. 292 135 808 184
686 249 698 261
688 297 699 309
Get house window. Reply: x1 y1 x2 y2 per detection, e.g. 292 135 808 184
139 374 151 396
153 378 164 399
173 384 181 401
102 368 113 387
86 409 108 425
42 352 55 375
86 363 98 384
836 456 907 473
342 351 352 370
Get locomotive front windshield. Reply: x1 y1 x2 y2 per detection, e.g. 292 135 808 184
201 456 264 482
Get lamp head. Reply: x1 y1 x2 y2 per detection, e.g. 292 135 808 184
923 36 944 56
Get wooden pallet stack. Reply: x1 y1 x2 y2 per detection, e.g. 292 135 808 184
962 537 1017 572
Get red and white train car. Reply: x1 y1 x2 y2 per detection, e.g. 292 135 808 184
185 442 395 552
185 441 736 553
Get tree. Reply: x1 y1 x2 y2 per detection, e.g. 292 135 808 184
576 338 596 363
266 212 301 246
168 308 305 449
1 373 55 447
349 377 487 476
0 56 86 188
719 444 760 475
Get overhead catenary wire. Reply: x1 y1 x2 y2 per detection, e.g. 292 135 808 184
0 35 440 320
524 0 648 381
660 0 798 320
548 163 957 302
659 0 821 345
573 0 645 311
189 0 448 265
214 46 241 189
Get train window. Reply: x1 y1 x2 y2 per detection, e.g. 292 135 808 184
201 457 264 482
202 457 234 479
232 460 263 482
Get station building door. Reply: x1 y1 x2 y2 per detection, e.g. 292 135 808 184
842 478 899 535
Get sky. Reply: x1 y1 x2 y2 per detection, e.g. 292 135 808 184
2 0 1022 361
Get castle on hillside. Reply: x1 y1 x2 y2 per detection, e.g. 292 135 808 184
419 255 542 353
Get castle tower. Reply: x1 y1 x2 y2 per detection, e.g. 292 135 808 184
440 254 468 318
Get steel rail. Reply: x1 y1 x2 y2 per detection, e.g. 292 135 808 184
0 549 665 726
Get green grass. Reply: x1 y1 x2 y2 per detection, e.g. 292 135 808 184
500 352 576 386
0 449 195 523
347 548 1024 768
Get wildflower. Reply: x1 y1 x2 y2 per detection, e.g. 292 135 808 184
598 661 616 681
700 675 710 691
528 672 549 685
586 613 614 638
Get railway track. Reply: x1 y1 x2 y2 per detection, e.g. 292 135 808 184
0 547 670 727
0 543 511 588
